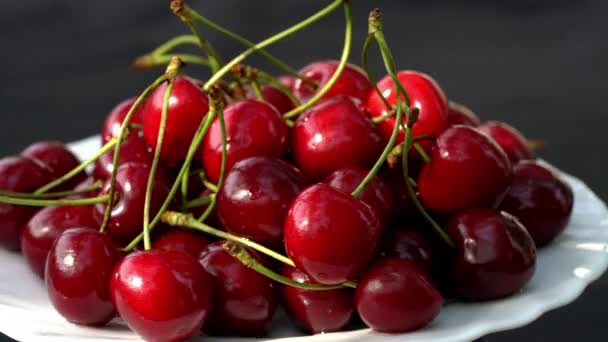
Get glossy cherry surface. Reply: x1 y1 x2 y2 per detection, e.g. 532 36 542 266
217 156 306 245
380 229 435 276
152 229 211 258
446 101 481 127
142 76 209 165
202 99 289 184
284 183 382 285
101 97 143 144
446 208 536 300
379 165 420 222
93 130 154 180
355 258 443 333
245 84 295 114
478 121 533 164
281 265 354 334
199 242 277 336
22 141 86 191
290 95 383 180
46 227 123 326
499 160 573 247
418 125 512 213
111 249 212 342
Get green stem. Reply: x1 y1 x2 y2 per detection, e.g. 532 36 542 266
0 194 110 207
216 101 228 191
3 180 102 199
257 70 300 107
152 34 199 56
361 33 391 110
250 79 265 101
133 53 209 69
197 195 216 222
413 142 432 163
185 194 213 209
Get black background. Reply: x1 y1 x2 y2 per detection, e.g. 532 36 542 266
0 0 606 341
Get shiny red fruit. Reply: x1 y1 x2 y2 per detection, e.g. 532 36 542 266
152 229 211 258
293 60 372 103
245 84 295 114
101 97 144 144
478 121 533 164
92 131 154 180
380 229 435 276
22 141 86 191
446 101 481 127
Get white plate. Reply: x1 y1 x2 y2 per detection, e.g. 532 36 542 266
1 135 607 342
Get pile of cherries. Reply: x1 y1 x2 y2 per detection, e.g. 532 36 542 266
0 2 574 342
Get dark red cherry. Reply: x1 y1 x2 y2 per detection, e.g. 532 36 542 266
46 227 123 326
380 229 435 276
281 265 354 334
446 101 481 127
293 60 372 103
152 229 210 258
217 156 306 246
202 99 289 184
478 121 533 165
111 249 212 342
22 141 86 191
290 95 383 180
245 84 295 114
199 242 277 336
0 156 54 250
284 184 382 285
101 97 144 144
92 163 170 244
21 205 98 278
446 208 536 300
366 70 448 146
418 125 512 213
142 76 209 165
355 258 443 333
379 165 420 222
92 130 154 180
499 160 573 247
323 166 394 228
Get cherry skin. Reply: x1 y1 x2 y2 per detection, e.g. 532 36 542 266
21 205 98 278
46 227 123 326
418 125 513 213
152 229 211 258
280 265 354 334
92 130 154 180
290 95 383 180
245 84 295 114
478 121 533 164
101 97 144 144
0 156 54 250
199 241 277 336
323 166 394 228
202 99 289 184
217 156 306 246
355 258 443 333
380 229 435 276
279 75 297 92
446 208 536 300
142 76 209 165
379 165 420 222
111 249 212 342
69 177 99 199
499 160 573 247
284 183 382 285
293 60 372 103
446 101 481 127
22 141 86 191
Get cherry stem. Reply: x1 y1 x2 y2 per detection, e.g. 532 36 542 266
0 194 111 207
184 194 213 209
216 94 228 191
197 195 216 222
132 53 209 69
361 34 391 110
151 34 199 56
0 181 103 199
413 143 432 163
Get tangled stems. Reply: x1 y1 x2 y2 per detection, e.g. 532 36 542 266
1 181 102 199
0 194 111 207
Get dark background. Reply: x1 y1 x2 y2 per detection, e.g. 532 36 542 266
0 0 606 341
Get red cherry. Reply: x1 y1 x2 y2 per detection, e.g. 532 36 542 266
92 131 154 180
152 229 210 258
418 125 512 213
46 227 123 326
202 99 289 184
478 121 533 165
499 160 573 247
284 183 382 285
446 208 536 300
111 249 212 342
280 265 354 334
379 165 420 222
290 95 383 180
446 101 481 127
142 76 209 165
199 242 277 336
217 156 306 246
22 141 86 191
21 205 98 278
278 75 297 92
380 229 435 276
245 84 295 114
101 97 144 144
355 258 443 333
293 60 372 103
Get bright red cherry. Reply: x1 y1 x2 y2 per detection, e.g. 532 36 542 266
355 258 443 333
46 228 123 326
22 141 86 191
217 156 306 246
499 160 573 247
111 249 212 342
101 97 144 144
446 101 481 127
284 183 382 285
279 75 297 92
281 265 354 334
152 229 210 258
478 121 533 165
293 60 372 103
202 99 289 184
418 125 512 213
142 76 209 165
245 84 295 114
446 208 536 300
290 95 383 180
380 229 435 276
92 131 154 180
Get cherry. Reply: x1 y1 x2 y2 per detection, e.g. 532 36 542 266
446 208 536 300
202 99 289 184
280 265 354 334
499 160 573 247
111 249 212 342
199 241 277 336
292 60 372 103
46 227 123 326
245 84 295 114
190 188 222 228
478 121 533 164
355 258 443 333
284 183 382 285
290 95 383 180
217 156 306 246
278 75 297 92
22 141 86 191
69 177 99 199
92 130 154 180
380 229 435 276
101 97 144 144
418 125 512 213
446 101 481 127
21 205 98 278
379 165 420 221
323 166 394 228
142 76 209 165
152 229 210 258
0 156 54 250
